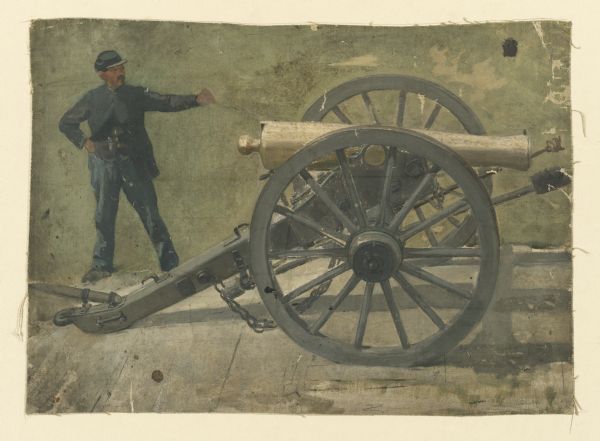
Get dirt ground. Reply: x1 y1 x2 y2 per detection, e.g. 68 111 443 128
26 246 573 415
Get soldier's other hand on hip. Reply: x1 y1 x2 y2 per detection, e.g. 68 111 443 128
196 88 216 106
84 138 96 153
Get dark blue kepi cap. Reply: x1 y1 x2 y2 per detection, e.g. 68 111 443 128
94 50 127 72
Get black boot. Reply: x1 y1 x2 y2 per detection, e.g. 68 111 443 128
81 267 112 283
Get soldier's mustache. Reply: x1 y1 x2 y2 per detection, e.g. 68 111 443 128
118 75 125 81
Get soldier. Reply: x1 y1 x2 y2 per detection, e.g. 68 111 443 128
59 50 216 283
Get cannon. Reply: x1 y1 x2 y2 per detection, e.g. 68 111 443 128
36 75 570 367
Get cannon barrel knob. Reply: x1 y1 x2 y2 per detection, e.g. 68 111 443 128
238 135 261 155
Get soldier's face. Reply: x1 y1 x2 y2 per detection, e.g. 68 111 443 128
99 64 126 89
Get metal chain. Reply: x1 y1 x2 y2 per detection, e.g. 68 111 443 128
293 257 337 314
214 282 277 333
293 279 332 314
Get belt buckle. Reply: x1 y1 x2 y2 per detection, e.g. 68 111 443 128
107 136 115 152
110 128 121 149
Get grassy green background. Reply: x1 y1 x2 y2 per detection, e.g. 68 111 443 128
29 20 571 283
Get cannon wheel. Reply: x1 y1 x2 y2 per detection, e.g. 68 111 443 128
302 74 489 248
250 127 499 366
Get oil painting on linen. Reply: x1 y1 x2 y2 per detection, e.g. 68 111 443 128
26 19 573 414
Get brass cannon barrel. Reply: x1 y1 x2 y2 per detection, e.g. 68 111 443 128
238 121 532 171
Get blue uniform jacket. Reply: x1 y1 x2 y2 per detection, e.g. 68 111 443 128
59 84 199 178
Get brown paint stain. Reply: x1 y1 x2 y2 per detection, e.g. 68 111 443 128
429 47 507 101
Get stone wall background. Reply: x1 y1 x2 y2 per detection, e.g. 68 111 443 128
29 20 571 283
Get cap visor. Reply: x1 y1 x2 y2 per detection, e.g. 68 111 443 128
105 59 128 69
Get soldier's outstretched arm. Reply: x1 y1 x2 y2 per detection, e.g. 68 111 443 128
142 87 215 112
58 93 91 149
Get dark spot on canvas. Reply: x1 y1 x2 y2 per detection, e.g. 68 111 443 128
151 370 164 383
503 38 518 57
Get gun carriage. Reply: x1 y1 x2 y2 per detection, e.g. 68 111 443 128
39 75 570 367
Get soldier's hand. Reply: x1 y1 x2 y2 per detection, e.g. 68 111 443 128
84 138 96 153
196 88 216 106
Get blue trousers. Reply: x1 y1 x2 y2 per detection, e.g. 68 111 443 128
88 154 179 272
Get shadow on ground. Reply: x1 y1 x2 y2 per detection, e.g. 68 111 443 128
133 302 572 379
439 342 572 377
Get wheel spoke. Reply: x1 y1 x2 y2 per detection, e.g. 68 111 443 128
392 273 446 331
399 262 472 300
381 279 410 348
447 215 462 228
361 92 381 125
269 248 347 260
389 171 437 231
331 105 353 124
412 180 467 213
279 193 290 207
440 181 462 196
415 206 439 246
354 282 374 347
438 169 496 197
424 102 442 129
274 257 311 275
336 150 368 227
378 147 397 226
282 263 351 303
395 90 407 127
310 275 360 334
299 169 358 233
398 198 469 241
273 205 349 246
403 247 481 258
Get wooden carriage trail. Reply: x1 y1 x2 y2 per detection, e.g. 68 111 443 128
27 245 573 415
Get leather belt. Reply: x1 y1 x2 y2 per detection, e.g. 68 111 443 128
93 128 131 160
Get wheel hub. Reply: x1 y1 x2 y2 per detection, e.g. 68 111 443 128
349 231 403 282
